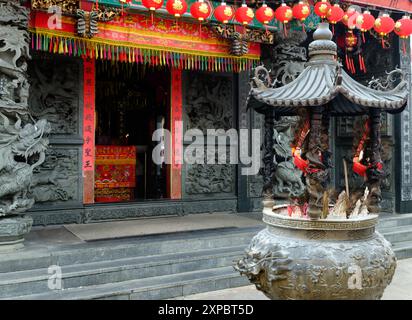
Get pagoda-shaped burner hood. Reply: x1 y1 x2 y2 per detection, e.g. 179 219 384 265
249 23 408 115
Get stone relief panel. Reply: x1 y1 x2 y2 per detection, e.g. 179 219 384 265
31 147 81 205
28 55 80 137
26 55 83 208
185 148 235 196
248 111 264 198
182 72 236 198
183 72 233 133
337 114 392 138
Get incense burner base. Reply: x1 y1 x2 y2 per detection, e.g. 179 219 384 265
235 206 396 300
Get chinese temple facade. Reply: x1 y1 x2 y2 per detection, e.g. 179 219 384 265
2 0 412 227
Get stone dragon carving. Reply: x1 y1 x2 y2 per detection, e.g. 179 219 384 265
0 0 50 217
273 117 305 198
251 33 308 200
368 69 405 91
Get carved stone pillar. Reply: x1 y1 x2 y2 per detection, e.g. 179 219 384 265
366 109 384 213
262 109 275 209
0 0 50 252
306 106 325 219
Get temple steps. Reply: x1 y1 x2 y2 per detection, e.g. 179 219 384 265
0 226 260 274
378 213 412 229
378 213 412 259
7 266 248 300
379 225 412 243
0 226 261 300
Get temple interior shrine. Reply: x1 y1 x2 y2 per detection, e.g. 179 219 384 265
95 61 171 202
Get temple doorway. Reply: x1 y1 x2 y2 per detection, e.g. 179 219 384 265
94 61 170 203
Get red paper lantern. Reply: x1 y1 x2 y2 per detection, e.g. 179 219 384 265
166 0 188 17
374 14 395 36
345 30 358 49
190 0 211 21
356 10 375 31
256 3 274 25
142 0 163 11
235 3 254 25
327 4 344 24
214 2 234 24
342 7 360 29
275 3 293 24
314 0 331 19
292 1 311 22
395 16 412 39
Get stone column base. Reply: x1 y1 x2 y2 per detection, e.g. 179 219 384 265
0 215 33 253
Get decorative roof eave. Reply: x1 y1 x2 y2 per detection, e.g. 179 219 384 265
339 71 408 109
249 23 409 116
250 66 408 113
29 10 261 72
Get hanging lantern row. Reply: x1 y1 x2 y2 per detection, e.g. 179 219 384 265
118 0 412 40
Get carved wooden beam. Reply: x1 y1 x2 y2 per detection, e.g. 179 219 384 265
31 0 80 15
31 0 121 21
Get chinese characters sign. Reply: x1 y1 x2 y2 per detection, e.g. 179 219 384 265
170 69 182 199
83 58 95 204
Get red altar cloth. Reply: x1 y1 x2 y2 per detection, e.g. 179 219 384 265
95 146 137 202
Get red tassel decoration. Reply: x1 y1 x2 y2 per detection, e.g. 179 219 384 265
361 54 367 73
350 57 356 74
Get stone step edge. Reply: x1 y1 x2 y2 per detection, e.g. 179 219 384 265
0 245 245 285
378 213 412 221
8 266 244 300
0 227 260 264
377 225 412 235
392 240 412 250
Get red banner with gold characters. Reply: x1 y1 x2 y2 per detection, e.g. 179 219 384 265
170 69 182 199
82 58 96 204
29 11 260 72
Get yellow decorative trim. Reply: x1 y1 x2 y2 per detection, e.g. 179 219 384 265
29 27 261 60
